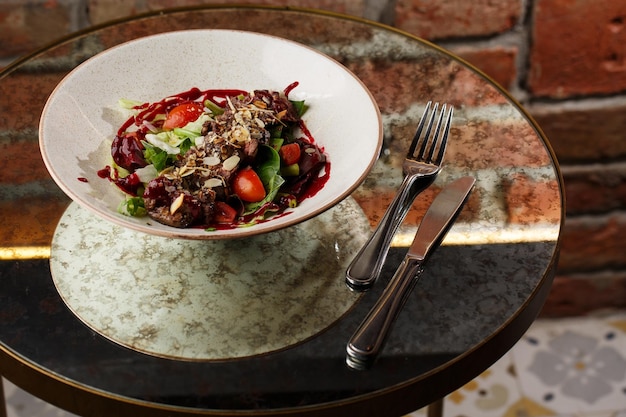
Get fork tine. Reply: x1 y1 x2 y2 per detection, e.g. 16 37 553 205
423 103 446 162
407 101 433 157
432 105 453 165
417 102 440 160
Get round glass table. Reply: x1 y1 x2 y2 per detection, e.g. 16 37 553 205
0 6 564 417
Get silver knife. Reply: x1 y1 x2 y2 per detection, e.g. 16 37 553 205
346 176 475 370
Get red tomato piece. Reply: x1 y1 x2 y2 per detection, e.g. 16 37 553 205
162 102 204 130
232 167 266 203
213 201 237 224
279 143 301 166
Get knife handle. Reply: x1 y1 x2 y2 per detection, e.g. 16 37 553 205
345 175 431 291
346 257 423 369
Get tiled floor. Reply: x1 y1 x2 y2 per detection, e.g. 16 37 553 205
3 311 626 417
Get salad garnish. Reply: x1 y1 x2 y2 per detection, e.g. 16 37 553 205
97 82 329 229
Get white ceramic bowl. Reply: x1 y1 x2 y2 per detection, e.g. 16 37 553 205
39 29 382 240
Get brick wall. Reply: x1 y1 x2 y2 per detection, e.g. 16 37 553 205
2 0 625 317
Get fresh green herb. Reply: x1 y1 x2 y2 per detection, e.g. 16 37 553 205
142 142 171 172
178 137 193 155
141 137 192 171
118 196 146 217
280 163 299 177
203 100 225 116
270 137 284 150
244 145 284 214
290 100 308 117
269 125 284 139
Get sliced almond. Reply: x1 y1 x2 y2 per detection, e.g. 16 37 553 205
203 156 221 166
226 96 236 112
178 166 196 177
204 178 223 188
195 136 205 147
222 155 240 171
161 166 176 180
170 194 185 214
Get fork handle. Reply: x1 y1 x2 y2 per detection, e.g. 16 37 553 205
346 257 423 369
345 174 431 291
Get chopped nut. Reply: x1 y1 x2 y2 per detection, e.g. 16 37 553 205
230 125 250 143
161 166 177 180
252 99 267 109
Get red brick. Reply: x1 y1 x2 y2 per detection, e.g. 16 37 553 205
529 0 626 98
0 72 68 132
558 213 626 273
562 164 626 215
93 5 374 52
147 0 366 17
504 173 561 225
87 0 140 25
394 0 522 40
0 0 73 59
541 273 626 317
529 101 626 164
352 181 479 228
445 120 553 170
345 56 509 118
452 45 518 91
89 0 367 25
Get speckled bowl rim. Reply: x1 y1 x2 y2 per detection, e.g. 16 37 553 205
39 29 382 240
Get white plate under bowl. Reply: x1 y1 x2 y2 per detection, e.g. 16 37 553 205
39 29 382 240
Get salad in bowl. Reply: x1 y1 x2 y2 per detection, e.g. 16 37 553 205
39 29 382 240
101 83 327 230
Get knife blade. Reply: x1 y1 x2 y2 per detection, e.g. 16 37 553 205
346 176 475 370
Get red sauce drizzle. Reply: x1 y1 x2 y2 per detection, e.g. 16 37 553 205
118 87 247 136
98 166 141 195
300 161 331 201
298 119 316 144
284 81 299 97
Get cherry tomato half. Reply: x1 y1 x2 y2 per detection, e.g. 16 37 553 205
232 167 266 203
213 201 237 224
162 102 204 130
279 143 301 166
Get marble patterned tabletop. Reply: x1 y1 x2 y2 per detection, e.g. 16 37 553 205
50 198 368 360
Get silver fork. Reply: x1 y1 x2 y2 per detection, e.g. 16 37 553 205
345 101 453 291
